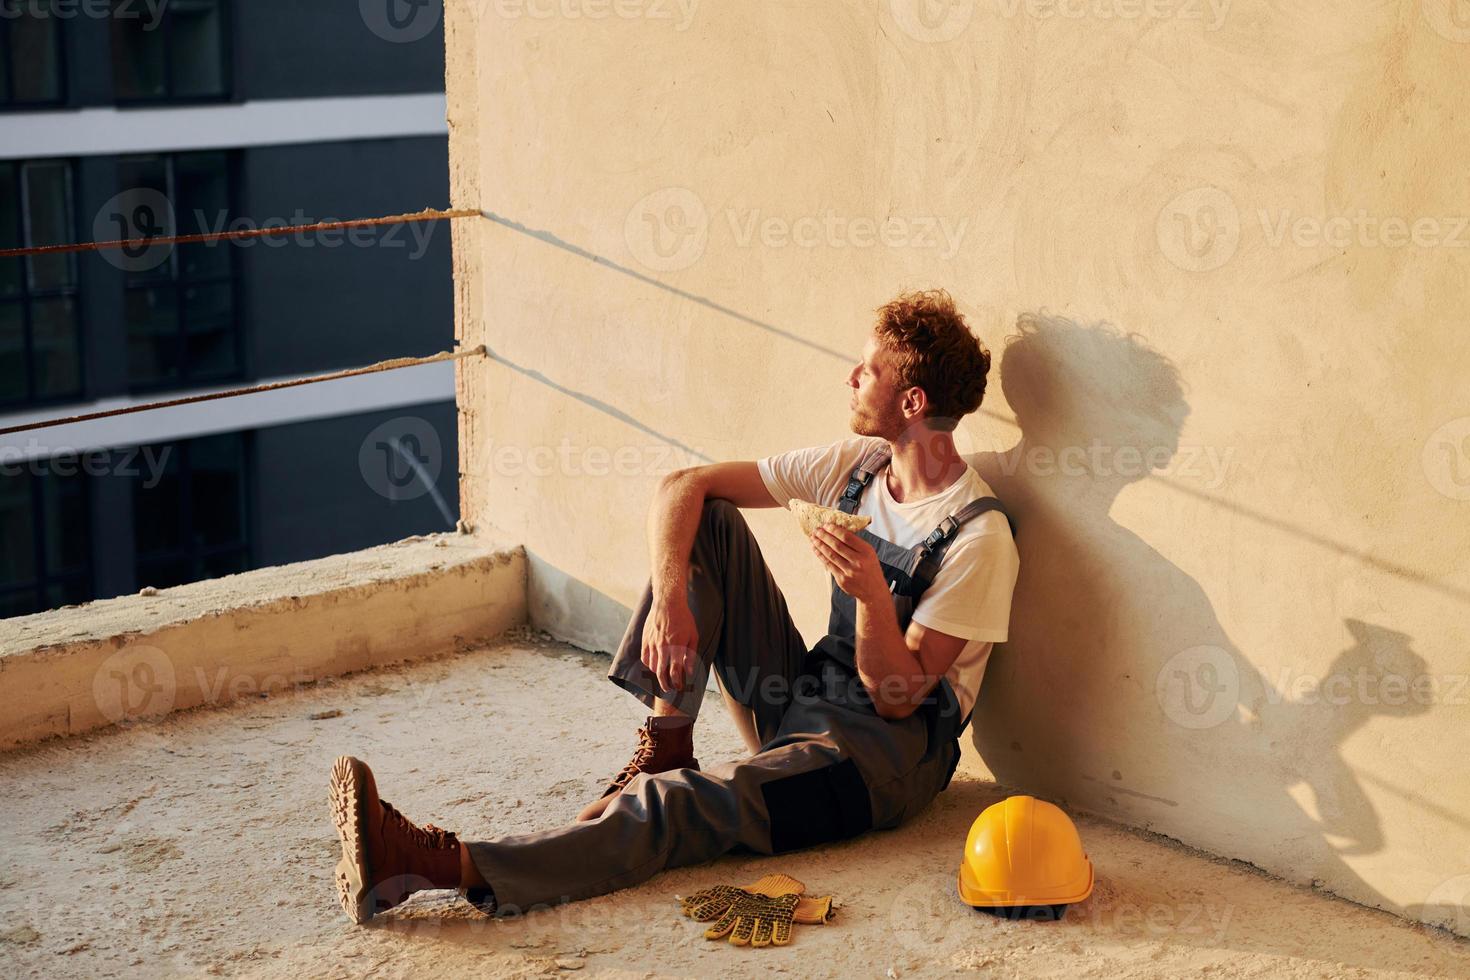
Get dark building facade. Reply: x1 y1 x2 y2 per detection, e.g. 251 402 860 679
1 0 456 618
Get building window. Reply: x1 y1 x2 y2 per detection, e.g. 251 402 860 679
0 459 93 619
110 0 230 103
0 0 67 107
118 151 240 390
133 432 250 590
0 160 83 408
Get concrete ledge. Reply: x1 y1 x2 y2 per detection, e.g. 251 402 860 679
0 533 527 750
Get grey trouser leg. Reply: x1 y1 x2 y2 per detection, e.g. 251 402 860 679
608 498 809 741
464 732 856 913
464 669 942 913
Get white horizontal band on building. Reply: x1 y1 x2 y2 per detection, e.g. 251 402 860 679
0 93 449 161
0 360 455 461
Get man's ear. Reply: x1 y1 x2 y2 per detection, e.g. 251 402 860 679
901 386 928 420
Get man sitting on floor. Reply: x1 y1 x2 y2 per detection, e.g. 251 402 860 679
328 288 1020 922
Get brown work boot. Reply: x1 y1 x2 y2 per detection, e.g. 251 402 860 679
330 755 464 924
576 715 699 822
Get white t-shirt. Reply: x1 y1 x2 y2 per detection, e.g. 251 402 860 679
758 436 1020 719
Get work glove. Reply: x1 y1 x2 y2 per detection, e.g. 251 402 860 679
680 872 802 921
679 872 836 947
703 891 800 947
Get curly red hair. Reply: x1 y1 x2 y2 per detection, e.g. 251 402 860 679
873 289 990 431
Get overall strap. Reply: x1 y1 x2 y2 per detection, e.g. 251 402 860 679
907 496 1014 595
836 443 892 514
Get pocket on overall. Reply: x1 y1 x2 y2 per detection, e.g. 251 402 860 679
760 756 874 853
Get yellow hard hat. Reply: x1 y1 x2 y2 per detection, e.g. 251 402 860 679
957 795 1094 918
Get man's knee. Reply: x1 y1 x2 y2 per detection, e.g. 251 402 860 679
698 497 747 540
701 496 739 522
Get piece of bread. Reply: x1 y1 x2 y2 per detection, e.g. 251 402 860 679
788 498 872 537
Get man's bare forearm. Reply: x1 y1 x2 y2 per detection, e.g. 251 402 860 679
648 471 708 605
854 597 925 718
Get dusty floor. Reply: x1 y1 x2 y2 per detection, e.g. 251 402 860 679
0 628 1466 979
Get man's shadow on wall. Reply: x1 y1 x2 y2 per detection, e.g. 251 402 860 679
966 313 1433 930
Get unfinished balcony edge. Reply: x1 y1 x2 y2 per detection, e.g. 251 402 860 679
0 533 528 751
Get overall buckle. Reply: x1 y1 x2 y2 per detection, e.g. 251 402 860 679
922 516 960 551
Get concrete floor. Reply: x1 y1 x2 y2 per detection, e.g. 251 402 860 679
0 628 1466 979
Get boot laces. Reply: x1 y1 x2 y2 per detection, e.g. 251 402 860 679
381 800 459 851
610 727 657 789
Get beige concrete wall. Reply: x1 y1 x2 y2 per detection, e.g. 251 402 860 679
446 1 1470 933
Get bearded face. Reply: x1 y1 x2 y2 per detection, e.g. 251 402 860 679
846 334 911 439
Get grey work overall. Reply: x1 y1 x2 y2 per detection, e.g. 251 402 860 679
466 444 1011 914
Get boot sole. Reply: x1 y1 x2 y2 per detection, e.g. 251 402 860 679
329 755 374 925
